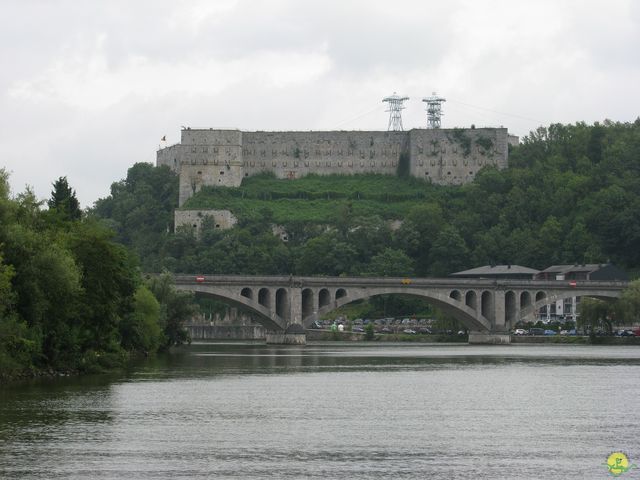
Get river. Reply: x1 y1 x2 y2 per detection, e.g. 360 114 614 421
1 343 639 479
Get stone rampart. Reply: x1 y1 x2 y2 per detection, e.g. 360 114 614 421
157 127 513 205
174 209 238 235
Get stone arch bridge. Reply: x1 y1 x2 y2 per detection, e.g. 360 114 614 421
174 275 628 343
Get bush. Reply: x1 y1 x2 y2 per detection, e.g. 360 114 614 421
364 322 375 340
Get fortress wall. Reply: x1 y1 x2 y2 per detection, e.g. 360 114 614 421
179 164 244 206
409 128 509 185
157 127 511 205
157 144 181 172
176 129 245 205
181 129 242 146
241 131 407 179
175 209 238 234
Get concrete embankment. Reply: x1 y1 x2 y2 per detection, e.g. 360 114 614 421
511 335 640 345
186 325 265 340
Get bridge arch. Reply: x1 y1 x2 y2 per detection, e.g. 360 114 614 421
481 291 493 319
259 288 271 308
174 284 286 331
302 288 314 319
465 290 477 310
276 288 289 321
520 289 623 323
310 287 491 332
319 289 331 308
520 291 531 309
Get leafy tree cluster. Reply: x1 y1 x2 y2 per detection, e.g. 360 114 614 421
92 163 179 271
578 279 640 335
0 172 194 379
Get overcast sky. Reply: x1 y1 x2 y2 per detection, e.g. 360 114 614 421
1 0 638 207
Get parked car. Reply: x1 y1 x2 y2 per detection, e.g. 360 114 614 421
514 328 528 335
529 328 545 336
616 329 636 337
381 327 393 334
403 329 417 334
418 328 432 334
543 329 557 335
352 326 364 333
309 321 322 329
560 329 576 335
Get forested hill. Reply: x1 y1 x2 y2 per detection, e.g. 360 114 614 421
93 119 640 278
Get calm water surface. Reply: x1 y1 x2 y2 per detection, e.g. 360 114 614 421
1 343 640 479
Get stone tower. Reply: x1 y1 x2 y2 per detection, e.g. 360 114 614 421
158 128 244 205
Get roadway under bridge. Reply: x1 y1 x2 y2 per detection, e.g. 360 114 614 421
173 275 628 344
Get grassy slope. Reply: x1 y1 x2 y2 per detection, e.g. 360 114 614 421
182 173 442 223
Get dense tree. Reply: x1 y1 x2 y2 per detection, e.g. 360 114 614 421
69 221 137 353
92 163 178 271
616 280 640 325
0 173 185 378
147 273 197 347
120 286 163 353
429 226 470 276
578 298 617 336
48 176 81 221
296 232 357 276
365 248 414 277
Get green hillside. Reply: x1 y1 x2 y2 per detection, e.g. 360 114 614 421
94 119 640 278
182 173 443 223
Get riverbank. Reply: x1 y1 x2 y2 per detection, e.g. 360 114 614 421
306 330 467 343
512 335 640 345
306 330 640 345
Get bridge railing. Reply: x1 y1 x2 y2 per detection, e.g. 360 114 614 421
170 274 629 290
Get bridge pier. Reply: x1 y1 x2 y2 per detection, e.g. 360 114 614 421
468 332 511 344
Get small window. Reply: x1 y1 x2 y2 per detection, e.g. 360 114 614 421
219 171 224 175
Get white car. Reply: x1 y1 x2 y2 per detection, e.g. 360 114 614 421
514 328 528 335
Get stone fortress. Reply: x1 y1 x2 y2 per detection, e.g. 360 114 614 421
157 126 518 231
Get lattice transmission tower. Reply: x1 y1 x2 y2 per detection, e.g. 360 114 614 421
382 93 409 131
423 92 446 128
